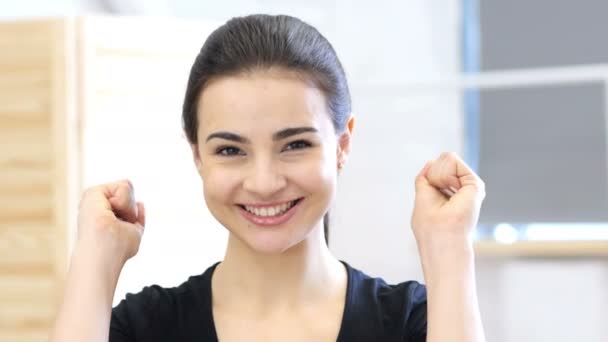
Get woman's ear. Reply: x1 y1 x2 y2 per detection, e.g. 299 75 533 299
337 115 355 169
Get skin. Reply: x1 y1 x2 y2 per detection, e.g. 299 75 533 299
50 68 485 342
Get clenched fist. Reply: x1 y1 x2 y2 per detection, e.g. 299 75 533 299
411 152 486 246
77 180 146 264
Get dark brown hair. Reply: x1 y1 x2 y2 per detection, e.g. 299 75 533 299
182 14 351 244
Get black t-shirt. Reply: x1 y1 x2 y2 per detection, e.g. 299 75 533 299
110 261 427 341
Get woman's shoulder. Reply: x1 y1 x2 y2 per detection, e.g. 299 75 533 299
339 261 427 341
344 260 425 287
115 261 218 310
343 261 427 303
109 262 219 341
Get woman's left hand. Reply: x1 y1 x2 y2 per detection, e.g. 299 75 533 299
410 152 486 248
411 152 487 342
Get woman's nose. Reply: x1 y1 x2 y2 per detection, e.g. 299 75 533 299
242 158 287 198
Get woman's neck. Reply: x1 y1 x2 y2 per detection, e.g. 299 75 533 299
212 225 346 312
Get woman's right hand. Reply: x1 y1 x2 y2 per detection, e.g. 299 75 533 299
76 180 146 266
51 180 145 342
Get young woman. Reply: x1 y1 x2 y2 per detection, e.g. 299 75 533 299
52 14 486 342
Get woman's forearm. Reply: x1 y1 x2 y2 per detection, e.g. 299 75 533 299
419 237 485 342
50 242 123 342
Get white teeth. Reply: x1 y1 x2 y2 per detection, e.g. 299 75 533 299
244 200 297 217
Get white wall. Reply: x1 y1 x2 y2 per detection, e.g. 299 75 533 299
330 0 463 282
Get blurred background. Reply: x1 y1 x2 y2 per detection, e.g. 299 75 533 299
1 0 607 341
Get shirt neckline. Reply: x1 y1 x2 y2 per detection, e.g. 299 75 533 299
204 260 353 342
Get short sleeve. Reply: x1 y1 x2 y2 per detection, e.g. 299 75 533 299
107 264 218 341
404 282 427 342
109 297 136 342
109 285 175 342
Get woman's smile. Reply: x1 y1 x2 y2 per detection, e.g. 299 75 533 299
237 197 305 227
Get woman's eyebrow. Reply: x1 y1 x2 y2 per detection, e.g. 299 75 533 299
272 127 318 141
206 127 317 144
206 132 250 144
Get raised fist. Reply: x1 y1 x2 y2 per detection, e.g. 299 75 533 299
411 152 486 244
76 180 146 263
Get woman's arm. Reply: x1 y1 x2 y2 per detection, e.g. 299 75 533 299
51 242 125 342
411 152 486 342
50 180 145 342
417 236 484 341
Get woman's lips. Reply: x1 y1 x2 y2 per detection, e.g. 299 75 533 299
237 198 303 227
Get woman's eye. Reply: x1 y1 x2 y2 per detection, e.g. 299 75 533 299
284 140 312 151
215 146 244 156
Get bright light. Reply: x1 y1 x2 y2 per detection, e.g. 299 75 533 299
493 223 519 244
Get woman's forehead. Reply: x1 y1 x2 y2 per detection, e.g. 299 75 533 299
197 71 332 134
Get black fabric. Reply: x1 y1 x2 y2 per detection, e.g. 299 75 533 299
110 261 427 341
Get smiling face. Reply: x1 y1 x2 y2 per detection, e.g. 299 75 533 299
191 68 352 254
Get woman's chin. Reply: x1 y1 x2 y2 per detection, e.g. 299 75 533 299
241 233 303 255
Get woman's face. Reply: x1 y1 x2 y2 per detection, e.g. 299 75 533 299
191 69 352 254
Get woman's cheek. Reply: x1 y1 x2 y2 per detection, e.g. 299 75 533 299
203 164 242 201
292 155 336 189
